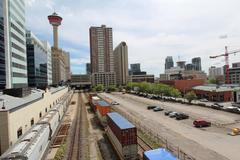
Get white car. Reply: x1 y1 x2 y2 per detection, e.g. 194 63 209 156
111 101 119 105
199 99 208 102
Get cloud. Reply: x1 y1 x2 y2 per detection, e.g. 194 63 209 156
26 0 240 76
71 58 89 66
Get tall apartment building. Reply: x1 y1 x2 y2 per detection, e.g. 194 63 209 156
165 56 174 70
192 57 202 71
42 41 52 85
1 0 28 89
26 31 48 88
113 42 128 86
208 66 223 79
89 25 115 86
227 62 240 84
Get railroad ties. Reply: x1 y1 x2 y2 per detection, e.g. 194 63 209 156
137 135 152 155
67 92 89 160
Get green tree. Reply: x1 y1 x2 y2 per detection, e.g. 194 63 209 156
94 84 104 92
185 91 197 103
208 78 217 84
170 88 181 99
107 85 117 92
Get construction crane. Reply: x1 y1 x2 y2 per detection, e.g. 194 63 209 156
210 46 240 84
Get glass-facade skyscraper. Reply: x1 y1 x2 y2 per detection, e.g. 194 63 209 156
0 1 6 89
165 56 174 70
1 0 27 89
26 31 48 88
192 57 202 71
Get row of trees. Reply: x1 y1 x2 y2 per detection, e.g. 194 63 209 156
92 84 117 92
126 82 181 98
92 82 197 103
126 82 197 103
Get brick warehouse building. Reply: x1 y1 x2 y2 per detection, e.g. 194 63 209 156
192 85 240 102
159 79 205 94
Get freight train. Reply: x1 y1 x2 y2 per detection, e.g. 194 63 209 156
89 94 111 127
143 148 177 160
89 93 138 160
106 112 138 160
0 91 73 160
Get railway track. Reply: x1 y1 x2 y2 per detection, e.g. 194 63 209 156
67 92 89 160
137 135 152 153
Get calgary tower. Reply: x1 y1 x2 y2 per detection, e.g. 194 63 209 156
48 12 63 48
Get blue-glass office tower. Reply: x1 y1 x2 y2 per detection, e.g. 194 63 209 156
26 31 48 88
0 1 6 89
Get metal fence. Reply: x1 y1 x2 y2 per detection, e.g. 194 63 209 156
112 107 196 160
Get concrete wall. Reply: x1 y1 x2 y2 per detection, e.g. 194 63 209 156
0 87 69 154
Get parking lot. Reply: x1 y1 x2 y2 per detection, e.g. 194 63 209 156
100 92 240 160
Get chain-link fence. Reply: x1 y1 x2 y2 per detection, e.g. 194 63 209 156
112 107 196 160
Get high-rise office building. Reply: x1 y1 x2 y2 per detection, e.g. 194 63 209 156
26 31 48 88
2 0 28 89
130 63 141 73
63 51 71 81
165 56 174 70
114 42 128 85
42 41 52 85
192 57 202 71
185 63 194 71
86 63 91 75
0 1 5 89
51 48 69 85
89 25 116 86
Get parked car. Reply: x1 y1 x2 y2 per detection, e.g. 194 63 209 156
111 101 119 105
153 107 164 112
147 105 157 110
211 104 223 110
175 113 189 120
164 111 173 116
214 103 223 107
199 98 208 102
169 112 178 118
224 106 240 113
193 119 211 128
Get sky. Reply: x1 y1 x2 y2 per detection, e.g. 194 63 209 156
26 0 240 76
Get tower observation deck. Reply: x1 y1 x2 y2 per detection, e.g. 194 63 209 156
48 12 62 48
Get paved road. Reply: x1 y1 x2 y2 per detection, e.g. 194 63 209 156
100 92 240 160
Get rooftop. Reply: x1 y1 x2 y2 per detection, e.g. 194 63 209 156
192 84 240 92
0 86 66 112
144 148 177 160
107 112 135 129
97 100 110 106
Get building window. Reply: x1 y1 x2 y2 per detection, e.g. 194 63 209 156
39 112 42 118
31 118 34 126
17 127 22 138
50 105 51 108
45 108 47 113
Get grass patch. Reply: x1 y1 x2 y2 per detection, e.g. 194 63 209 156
54 144 66 160
138 129 162 149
